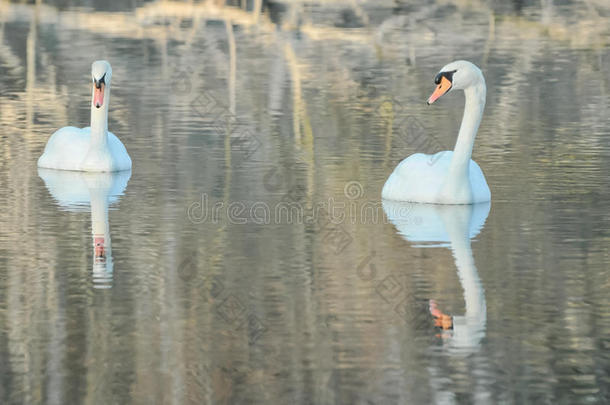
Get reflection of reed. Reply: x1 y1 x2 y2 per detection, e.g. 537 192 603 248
284 43 315 198
25 1 38 150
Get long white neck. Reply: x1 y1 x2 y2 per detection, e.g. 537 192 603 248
442 80 486 198
90 187 109 238
90 88 110 148
89 184 113 288
450 232 485 323
439 206 486 349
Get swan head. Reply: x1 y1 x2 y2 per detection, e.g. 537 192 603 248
427 60 484 105
91 60 112 109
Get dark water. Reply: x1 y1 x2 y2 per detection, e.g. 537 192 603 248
0 1 609 404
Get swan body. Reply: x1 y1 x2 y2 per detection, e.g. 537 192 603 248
38 126 131 172
382 60 490 204
382 151 490 204
38 61 131 172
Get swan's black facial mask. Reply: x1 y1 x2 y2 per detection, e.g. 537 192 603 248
93 73 106 89
427 70 457 105
434 70 456 85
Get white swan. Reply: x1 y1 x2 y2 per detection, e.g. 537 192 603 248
382 60 490 204
38 168 131 288
38 61 132 172
383 201 489 353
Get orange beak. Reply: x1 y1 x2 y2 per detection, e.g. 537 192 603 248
93 83 104 109
429 299 454 330
427 76 452 105
94 236 105 259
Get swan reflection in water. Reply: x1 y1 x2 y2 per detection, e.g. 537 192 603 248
383 201 490 353
39 168 131 289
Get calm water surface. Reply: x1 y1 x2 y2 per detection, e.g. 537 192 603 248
0 1 609 404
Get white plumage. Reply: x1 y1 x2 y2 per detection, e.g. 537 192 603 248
382 151 490 204
38 61 131 172
382 61 490 204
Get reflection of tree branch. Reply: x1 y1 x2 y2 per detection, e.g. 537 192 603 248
481 11 495 67
378 99 396 170
284 44 302 145
284 43 315 203
25 2 37 145
226 20 236 116
224 18 236 182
